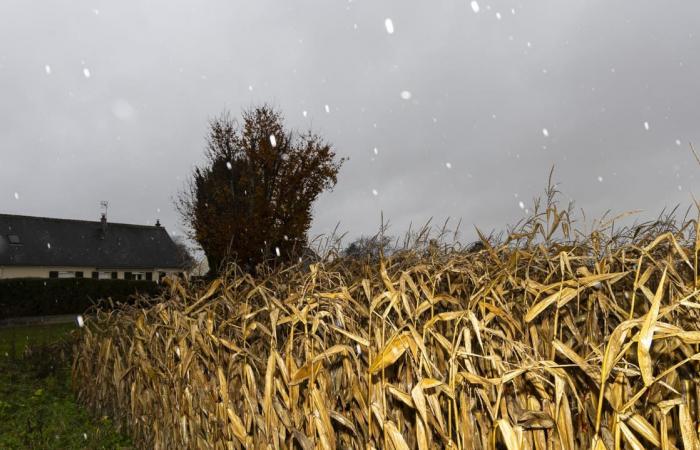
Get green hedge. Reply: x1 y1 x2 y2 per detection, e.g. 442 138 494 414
0 278 162 319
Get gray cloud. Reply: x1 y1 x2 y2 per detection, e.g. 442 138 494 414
1 0 698 246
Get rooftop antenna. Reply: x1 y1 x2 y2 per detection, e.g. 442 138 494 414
100 201 109 219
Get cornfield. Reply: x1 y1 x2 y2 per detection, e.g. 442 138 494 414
73 197 700 449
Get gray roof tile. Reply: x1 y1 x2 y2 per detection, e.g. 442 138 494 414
0 214 182 269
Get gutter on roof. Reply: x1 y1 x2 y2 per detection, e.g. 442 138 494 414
0 263 182 270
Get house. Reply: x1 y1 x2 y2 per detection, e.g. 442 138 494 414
0 213 184 281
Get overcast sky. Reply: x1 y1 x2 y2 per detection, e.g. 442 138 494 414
1 0 699 247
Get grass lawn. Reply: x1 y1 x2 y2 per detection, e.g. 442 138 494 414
0 322 132 449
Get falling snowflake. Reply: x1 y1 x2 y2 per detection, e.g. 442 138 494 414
269 135 277 147
226 161 232 170
518 201 525 210
445 162 452 169
373 147 379 155
496 12 501 20
248 85 253 91
526 41 532 48
47 243 51 249
44 65 51 74
470 1 480 13
597 176 603 183
83 432 88 440
83 68 91 78
77 315 85 327
372 189 378 196
511 8 516 15
13 192 19 200
302 110 308 117
643 121 650 131
400 90 412 100
384 18 394 34
678 185 683 191
324 104 330 113
542 128 549 137
275 247 281 257
92 9 99 15
675 139 681 146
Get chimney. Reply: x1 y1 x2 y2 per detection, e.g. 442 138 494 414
100 213 107 239
155 219 161 227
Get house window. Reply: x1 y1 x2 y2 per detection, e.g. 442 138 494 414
75 271 84 278
49 271 58 279
7 234 21 245
98 272 112 280
146 272 153 281
58 271 75 279
124 272 132 280
111 272 118 279
131 272 145 281
92 272 99 279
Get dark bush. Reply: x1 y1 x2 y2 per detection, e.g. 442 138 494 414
0 278 162 319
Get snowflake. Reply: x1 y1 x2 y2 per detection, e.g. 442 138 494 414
384 18 394 34
542 128 549 137
470 1 480 13
400 90 412 100
83 68 91 78
269 135 277 147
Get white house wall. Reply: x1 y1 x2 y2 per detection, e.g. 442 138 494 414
0 266 181 280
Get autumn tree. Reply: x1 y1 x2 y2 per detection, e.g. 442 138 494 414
172 236 197 272
178 105 345 274
343 235 393 261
